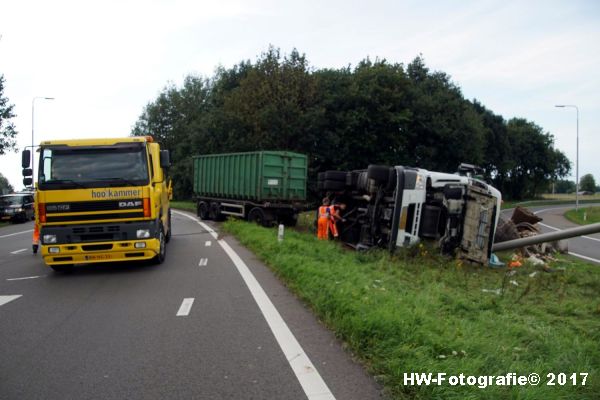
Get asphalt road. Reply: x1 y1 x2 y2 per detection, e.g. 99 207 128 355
0 211 384 400
501 204 600 264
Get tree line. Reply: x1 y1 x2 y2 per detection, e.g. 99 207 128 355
131 47 570 200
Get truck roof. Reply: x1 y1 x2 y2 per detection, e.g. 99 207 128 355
39 136 153 146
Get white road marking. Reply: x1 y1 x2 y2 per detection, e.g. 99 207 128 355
10 248 28 255
7 275 44 281
0 295 22 307
198 258 208 266
205 240 212 247
568 252 600 264
176 298 195 316
0 229 33 239
172 210 335 400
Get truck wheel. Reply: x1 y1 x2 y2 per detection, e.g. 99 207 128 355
325 171 347 182
367 165 390 183
198 202 210 220
323 180 345 191
165 209 172 243
153 226 166 264
51 264 74 273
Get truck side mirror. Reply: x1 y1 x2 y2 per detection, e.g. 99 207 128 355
22 168 33 177
160 150 170 168
22 150 31 168
23 177 33 187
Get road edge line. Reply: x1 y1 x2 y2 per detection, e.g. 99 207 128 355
172 210 336 400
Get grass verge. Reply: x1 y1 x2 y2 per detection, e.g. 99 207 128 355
222 219 600 399
170 200 196 213
565 207 600 225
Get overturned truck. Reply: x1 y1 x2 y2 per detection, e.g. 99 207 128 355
318 164 502 265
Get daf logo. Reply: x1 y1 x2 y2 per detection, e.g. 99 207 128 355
118 200 142 208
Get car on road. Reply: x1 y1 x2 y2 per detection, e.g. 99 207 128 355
0 193 35 223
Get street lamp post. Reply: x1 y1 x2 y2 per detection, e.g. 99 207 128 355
555 104 579 211
32 96 54 183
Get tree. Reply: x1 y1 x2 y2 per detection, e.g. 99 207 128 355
580 174 596 193
0 75 18 155
553 179 576 194
0 172 14 194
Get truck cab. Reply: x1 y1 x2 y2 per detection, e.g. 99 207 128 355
22 136 172 272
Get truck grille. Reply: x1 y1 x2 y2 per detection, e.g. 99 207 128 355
45 199 145 223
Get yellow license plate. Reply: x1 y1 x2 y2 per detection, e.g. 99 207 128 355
85 254 112 261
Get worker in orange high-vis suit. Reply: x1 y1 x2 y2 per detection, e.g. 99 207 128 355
32 222 39 254
317 198 331 240
329 202 346 239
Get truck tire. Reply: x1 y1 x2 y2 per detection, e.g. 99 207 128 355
209 202 224 221
153 225 166 264
323 180 345 191
367 165 390 183
325 171 347 182
198 201 210 220
386 168 397 192
51 264 74 273
357 172 369 191
165 209 172 243
248 207 267 227
346 171 359 187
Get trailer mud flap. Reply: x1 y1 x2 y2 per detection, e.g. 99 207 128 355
459 186 497 265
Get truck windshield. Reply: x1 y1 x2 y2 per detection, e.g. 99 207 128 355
38 144 150 189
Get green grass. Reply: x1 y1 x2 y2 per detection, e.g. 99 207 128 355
502 198 600 210
170 200 196 213
565 207 600 225
222 219 600 399
543 193 600 201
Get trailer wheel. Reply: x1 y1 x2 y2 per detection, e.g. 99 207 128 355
198 202 210 220
248 207 271 227
209 202 223 221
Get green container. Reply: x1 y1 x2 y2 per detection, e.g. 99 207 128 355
193 151 307 202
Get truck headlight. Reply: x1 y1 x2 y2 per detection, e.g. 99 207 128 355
134 242 147 249
43 234 57 244
49 247 60 254
136 229 151 239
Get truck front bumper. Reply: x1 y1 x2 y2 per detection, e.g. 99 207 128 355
41 238 160 265
40 220 161 266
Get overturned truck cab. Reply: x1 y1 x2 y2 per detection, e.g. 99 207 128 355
318 164 502 265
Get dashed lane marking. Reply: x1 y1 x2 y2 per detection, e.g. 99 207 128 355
10 248 28 255
176 298 195 316
0 295 22 307
7 275 45 281
205 241 212 247
172 210 336 400
198 258 208 267
0 230 33 239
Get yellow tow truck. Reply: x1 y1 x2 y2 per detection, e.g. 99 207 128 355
21 136 172 272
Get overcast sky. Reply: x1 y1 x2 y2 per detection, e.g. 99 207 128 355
1 0 598 191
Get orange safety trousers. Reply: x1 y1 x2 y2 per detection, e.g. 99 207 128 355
329 219 338 237
317 205 330 240
317 217 330 240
